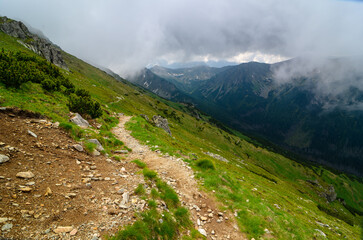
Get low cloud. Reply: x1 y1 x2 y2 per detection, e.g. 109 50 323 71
1 0 363 77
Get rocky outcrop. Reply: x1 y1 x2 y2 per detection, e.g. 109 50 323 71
0 16 68 70
152 115 172 136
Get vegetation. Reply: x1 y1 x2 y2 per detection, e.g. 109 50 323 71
0 29 362 240
0 48 101 118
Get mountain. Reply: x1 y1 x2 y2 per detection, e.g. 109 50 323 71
0 17 362 240
191 59 363 176
0 16 68 70
150 65 231 92
128 68 194 102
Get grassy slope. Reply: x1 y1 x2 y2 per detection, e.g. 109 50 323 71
0 32 362 239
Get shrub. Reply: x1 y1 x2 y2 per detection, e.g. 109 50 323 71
67 93 102 118
196 159 215 170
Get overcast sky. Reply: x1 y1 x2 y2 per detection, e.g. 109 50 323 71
1 0 363 75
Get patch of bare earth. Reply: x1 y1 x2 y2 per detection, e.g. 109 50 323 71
113 116 246 240
0 109 147 240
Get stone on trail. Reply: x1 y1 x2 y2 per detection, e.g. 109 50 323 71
16 171 35 179
73 144 84 152
27 130 37 138
0 154 9 164
1 223 13 231
53 226 73 233
198 228 207 237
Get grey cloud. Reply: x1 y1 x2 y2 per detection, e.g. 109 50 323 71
1 0 363 77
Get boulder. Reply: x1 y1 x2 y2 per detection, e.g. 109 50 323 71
70 113 90 128
0 154 10 164
87 139 104 151
152 115 172 136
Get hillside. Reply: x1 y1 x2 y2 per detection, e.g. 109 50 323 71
0 17 362 240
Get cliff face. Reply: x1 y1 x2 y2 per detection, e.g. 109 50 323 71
0 16 68 70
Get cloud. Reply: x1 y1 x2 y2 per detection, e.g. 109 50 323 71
1 0 363 76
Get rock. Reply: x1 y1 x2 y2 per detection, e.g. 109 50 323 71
204 151 229 163
19 186 32 192
197 219 201 226
1 223 13 231
73 144 84 152
54 226 73 233
0 154 10 164
152 115 172 136
92 150 101 156
198 228 207 237
315 229 326 237
44 187 52 196
122 192 129 204
70 228 78 236
26 181 35 186
140 114 150 122
114 150 128 154
200 216 208 221
323 185 337 202
70 113 90 128
16 171 35 179
87 139 104 151
27 130 37 138
65 193 77 199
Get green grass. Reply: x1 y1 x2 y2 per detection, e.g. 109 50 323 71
196 159 215 170
132 159 147 169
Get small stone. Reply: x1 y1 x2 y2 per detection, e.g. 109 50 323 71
92 150 100 156
211 230 215 235
197 219 201 226
198 228 207 237
1 223 13 231
16 171 35 179
200 216 208 221
114 150 128 154
104 177 111 181
0 217 8 223
44 187 52 196
70 228 78 236
73 144 83 152
26 181 35 186
0 154 10 164
54 226 73 233
65 193 77 198
19 186 32 192
27 130 37 138
208 213 213 218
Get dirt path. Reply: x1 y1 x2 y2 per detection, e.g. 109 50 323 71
0 109 245 240
113 115 246 240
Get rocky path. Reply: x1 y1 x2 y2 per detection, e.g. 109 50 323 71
0 109 245 239
113 115 245 240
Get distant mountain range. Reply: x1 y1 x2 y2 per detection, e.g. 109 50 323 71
129 59 363 176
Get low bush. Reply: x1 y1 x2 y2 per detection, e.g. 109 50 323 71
196 159 215 170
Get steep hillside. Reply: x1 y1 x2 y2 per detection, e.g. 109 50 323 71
191 60 363 176
0 18 362 240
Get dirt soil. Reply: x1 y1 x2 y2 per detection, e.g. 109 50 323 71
0 108 245 240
